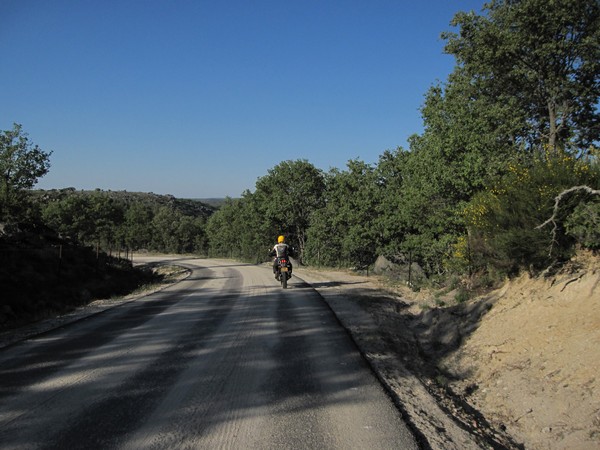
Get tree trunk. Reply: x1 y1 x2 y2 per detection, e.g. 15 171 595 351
296 227 306 264
548 99 558 154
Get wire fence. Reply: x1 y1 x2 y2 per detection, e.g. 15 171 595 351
0 243 134 276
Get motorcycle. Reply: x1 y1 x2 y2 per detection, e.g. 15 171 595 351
275 257 292 289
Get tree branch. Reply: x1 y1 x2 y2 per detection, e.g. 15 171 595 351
537 185 600 256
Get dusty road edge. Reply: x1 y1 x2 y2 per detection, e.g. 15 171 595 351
296 267 518 450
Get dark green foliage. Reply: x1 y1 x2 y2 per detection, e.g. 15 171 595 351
375 141 471 276
560 152 600 251
207 160 325 263
0 226 159 330
205 192 274 262
205 197 243 258
565 199 600 250
443 0 600 152
0 124 52 221
41 193 94 242
124 201 154 249
254 160 326 260
462 151 599 275
305 160 381 268
36 189 214 254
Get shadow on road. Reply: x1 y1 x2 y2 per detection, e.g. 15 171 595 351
0 263 421 449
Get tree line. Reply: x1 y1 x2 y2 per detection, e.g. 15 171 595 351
0 124 212 255
206 0 600 288
37 189 213 254
0 177 213 255
2 0 599 292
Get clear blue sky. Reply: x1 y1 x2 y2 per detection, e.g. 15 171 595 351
1 0 484 198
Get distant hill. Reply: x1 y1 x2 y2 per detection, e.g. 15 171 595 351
32 189 217 218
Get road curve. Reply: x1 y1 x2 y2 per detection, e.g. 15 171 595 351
0 257 418 449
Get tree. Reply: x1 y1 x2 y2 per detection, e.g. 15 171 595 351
87 191 125 252
206 197 241 257
235 190 272 262
123 202 154 250
375 148 410 257
437 0 600 275
306 160 381 268
176 215 206 253
540 184 600 252
462 150 599 274
388 144 466 275
41 194 93 242
151 206 183 253
0 124 52 220
443 0 600 154
254 160 326 260
373 59 522 277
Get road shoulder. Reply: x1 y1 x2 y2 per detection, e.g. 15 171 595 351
296 266 516 450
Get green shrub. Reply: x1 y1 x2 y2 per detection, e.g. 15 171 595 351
565 200 600 250
462 150 599 274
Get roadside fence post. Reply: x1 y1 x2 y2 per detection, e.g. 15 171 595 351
57 244 63 276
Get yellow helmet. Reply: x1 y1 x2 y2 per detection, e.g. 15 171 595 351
277 235 285 243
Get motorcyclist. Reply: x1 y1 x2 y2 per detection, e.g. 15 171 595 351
269 235 293 278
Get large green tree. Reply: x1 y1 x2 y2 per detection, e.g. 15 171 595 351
0 124 52 221
377 139 470 275
88 191 125 251
253 160 326 260
388 0 600 277
42 194 93 242
123 202 154 250
435 0 600 275
306 160 381 268
443 0 600 153
206 197 245 258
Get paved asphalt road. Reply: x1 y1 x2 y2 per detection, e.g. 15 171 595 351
0 257 418 449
